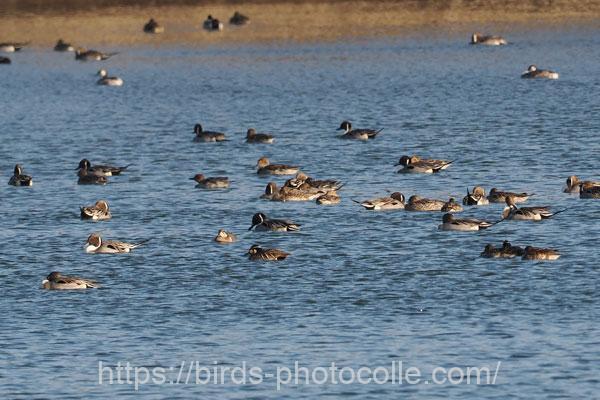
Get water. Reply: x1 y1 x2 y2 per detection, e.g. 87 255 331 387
1 26 599 399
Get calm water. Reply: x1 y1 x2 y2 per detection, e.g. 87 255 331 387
1 26 599 399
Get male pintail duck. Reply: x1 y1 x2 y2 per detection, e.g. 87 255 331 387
78 167 108 185
502 196 566 221
463 186 489 205
580 182 600 199
143 18 164 34
193 123 227 142
214 229 237 243
395 155 453 173
246 128 274 144
261 182 324 202
84 233 149 254
41 271 98 290
470 32 507 46
76 159 129 176
0 42 28 52
54 39 74 52
97 69 123 86
230 11 249 25
0 56 10 64
316 192 341 205
441 198 463 213
285 172 343 191
521 65 559 80
564 175 600 193
438 213 499 231
487 188 532 203
337 121 382 140
75 48 117 61
249 212 300 232
256 157 299 176
190 173 229 189
522 246 561 260
405 195 449 212
353 192 405 211
80 200 111 221
480 241 524 258
248 244 289 261
203 15 224 31
8 164 33 186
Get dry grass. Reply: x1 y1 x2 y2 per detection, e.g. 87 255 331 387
1 1 599 48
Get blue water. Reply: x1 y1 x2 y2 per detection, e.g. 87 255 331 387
1 26 599 399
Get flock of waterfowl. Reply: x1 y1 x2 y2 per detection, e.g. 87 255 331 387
3 23 597 290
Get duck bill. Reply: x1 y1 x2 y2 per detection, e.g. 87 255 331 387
248 224 256 231
336 127 345 131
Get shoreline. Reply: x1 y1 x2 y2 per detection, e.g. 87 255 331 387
1 1 599 48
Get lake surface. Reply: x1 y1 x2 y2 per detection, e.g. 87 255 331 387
1 26 599 399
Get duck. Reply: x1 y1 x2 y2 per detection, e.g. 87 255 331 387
41 271 98 290
395 155 453 173
54 39 74 52
480 241 524 258
337 121 382 140
487 188 532 203
84 233 149 254
438 213 498 231
0 56 10 64
190 173 229 189
261 182 324 202
316 192 341 205
76 159 129 176
75 48 117 61
564 175 600 194
256 157 299 176
77 167 108 185
214 229 237 243
502 196 566 221
80 200 111 220
203 15 224 31
193 123 227 142
8 164 33 186
0 42 28 52
285 172 343 191
230 11 249 25
143 18 164 34
405 195 450 212
246 128 274 144
522 246 561 260
248 212 300 232
353 192 405 211
470 32 507 46
521 65 559 80
441 198 463 213
463 186 490 205
580 182 600 199
248 244 289 261
97 69 123 86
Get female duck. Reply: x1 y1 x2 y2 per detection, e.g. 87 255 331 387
522 246 560 260
246 128 274 144
487 188 532 203
256 157 299 175
97 69 123 86
41 271 98 290
8 164 33 186
470 32 507 46
75 48 117 61
248 244 289 261
190 173 229 189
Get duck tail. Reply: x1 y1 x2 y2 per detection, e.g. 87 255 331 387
371 128 384 137
133 239 151 248
351 198 362 204
548 208 568 218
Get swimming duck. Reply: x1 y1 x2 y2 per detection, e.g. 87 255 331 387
441 198 463 213
248 244 289 261
203 15 224 31
8 164 33 186
97 69 123 86
41 271 98 290
521 65 559 80
395 155 453 173
0 42 28 52
522 246 561 260
502 196 566 221
75 48 117 61
54 39 74 52
463 186 490 205
214 229 237 243
143 18 164 34
438 213 498 231
256 157 299 176
337 121 382 140
249 212 300 232
316 192 341 205
353 192 405 211
80 200 111 221
76 159 129 176
193 124 227 142
261 182 324 202
84 233 148 254
480 241 524 258
564 175 600 194
246 128 274 144
230 11 249 25
487 188 532 203
470 32 507 46
580 182 600 199
285 172 343 191
77 167 108 185
0 56 10 64
405 195 450 212
190 173 229 189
